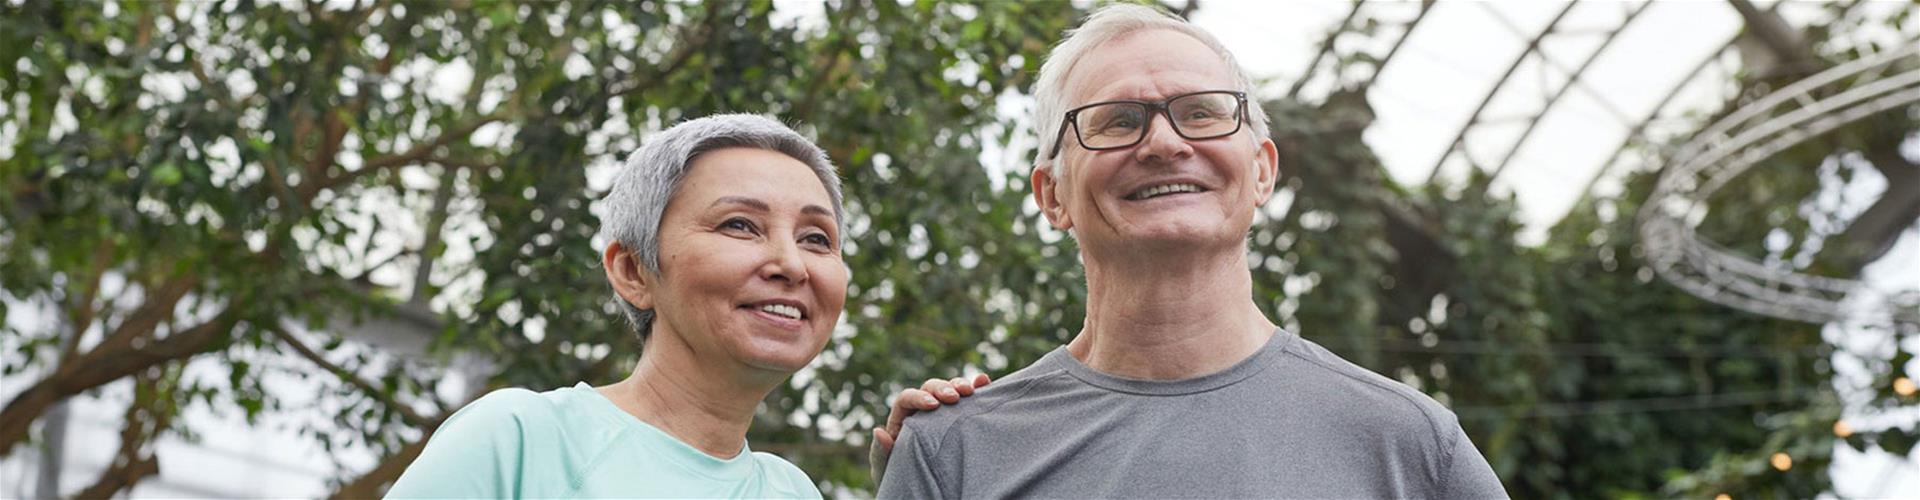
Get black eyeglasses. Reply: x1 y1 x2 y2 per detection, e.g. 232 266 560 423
1046 90 1249 160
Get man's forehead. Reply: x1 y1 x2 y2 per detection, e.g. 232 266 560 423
1062 28 1236 103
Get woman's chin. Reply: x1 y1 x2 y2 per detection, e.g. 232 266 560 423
735 341 828 374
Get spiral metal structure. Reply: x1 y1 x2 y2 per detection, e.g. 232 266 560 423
1637 43 1920 324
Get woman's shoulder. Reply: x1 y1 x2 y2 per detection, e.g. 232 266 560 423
747 451 824 499
389 386 595 498
437 383 627 446
445 387 568 429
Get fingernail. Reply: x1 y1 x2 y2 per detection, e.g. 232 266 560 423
922 395 939 405
941 388 958 398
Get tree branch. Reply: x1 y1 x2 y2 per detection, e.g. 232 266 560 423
607 1 723 100
410 167 459 304
58 238 117 364
85 270 199 361
312 114 503 198
268 324 433 428
70 370 172 499
0 310 240 457
1726 0 1822 76
327 433 430 499
1824 141 1920 275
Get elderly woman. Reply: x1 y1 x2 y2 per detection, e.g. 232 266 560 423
389 114 858 498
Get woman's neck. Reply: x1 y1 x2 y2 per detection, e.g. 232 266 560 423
598 333 778 459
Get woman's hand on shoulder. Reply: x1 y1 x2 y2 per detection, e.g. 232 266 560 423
867 373 991 484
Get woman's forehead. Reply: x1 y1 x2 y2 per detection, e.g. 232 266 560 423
677 148 834 211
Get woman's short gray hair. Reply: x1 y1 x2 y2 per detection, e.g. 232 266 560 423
599 113 843 343
1030 4 1271 174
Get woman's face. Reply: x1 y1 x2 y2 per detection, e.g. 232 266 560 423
647 147 847 374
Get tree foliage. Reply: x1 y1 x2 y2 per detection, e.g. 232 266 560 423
1 0 1913 498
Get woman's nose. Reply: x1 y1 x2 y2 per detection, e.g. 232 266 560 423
759 239 810 286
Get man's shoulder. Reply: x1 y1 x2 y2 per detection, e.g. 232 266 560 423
1276 336 1464 438
897 352 1076 446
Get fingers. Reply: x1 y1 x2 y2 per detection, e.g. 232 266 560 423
874 427 896 451
949 373 993 396
881 374 995 448
921 378 961 404
869 428 894 485
950 377 975 397
885 390 926 437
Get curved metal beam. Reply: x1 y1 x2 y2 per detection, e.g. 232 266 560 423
1423 1 1580 184
1488 1 1652 179
1638 43 1920 324
1361 0 1437 91
1287 0 1369 99
1574 0 1795 203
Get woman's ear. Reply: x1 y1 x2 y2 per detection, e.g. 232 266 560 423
604 241 655 311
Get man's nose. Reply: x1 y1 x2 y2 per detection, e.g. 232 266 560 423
1132 112 1193 164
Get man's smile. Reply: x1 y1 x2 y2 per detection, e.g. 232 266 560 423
1124 182 1208 200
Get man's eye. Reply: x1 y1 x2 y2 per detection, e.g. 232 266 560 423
1095 116 1140 134
1180 104 1228 120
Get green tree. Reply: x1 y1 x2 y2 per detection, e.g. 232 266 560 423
1 0 1080 495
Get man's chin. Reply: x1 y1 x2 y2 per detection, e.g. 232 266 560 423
1101 226 1244 253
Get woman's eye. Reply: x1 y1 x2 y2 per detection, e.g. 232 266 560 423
802 233 834 248
720 218 757 233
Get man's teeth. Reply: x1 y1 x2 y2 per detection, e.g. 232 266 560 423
759 304 802 319
1130 183 1203 200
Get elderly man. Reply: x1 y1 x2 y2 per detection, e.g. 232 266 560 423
874 5 1506 498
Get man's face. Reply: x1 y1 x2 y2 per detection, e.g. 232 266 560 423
1033 29 1278 258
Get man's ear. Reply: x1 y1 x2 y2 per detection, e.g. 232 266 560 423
1031 164 1074 231
1251 137 1280 206
604 241 655 311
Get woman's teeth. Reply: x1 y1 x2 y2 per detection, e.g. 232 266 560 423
759 303 802 319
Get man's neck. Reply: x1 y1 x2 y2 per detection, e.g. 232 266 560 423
599 335 776 459
1067 244 1277 380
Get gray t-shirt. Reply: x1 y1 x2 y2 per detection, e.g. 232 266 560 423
877 329 1507 499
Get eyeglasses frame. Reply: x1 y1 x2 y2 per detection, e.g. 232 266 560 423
1045 90 1250 161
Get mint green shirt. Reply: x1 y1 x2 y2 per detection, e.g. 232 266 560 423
387 382 821 499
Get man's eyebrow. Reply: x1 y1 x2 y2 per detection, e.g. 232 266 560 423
709 196 770 211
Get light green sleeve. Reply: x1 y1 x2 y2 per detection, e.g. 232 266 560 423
386 389 557 499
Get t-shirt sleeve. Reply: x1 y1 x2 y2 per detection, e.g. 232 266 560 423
874 424 955 499
386 390 546 499
1437 424 1508 499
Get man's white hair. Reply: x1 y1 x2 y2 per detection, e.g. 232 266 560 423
1030 3 1270 174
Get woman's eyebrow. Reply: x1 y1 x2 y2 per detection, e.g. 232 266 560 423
802 205 833 218
709 196 770 212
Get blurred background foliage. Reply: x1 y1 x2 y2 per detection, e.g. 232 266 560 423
1 0 1914 498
